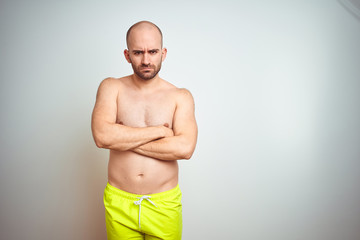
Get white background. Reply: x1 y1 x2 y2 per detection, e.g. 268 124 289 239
1 0 360 239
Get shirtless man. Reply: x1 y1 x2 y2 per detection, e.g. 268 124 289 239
91 21 198 239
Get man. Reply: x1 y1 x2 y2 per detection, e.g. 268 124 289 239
91 21 198 240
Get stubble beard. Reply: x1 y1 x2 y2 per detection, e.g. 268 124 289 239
131 60 162 81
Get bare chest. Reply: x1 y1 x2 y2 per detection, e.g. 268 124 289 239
116 91 176 128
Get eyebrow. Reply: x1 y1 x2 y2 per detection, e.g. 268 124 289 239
132 49 160 53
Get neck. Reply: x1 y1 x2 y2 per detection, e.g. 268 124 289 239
131 74 161 90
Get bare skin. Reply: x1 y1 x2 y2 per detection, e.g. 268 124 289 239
91 22 198 195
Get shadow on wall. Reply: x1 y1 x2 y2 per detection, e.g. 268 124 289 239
338 0 360 21
68 125 108 240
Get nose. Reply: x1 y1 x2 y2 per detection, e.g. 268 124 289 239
141 53 150 65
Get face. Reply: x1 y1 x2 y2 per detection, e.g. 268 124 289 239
124 26 167 81
129 48 163 80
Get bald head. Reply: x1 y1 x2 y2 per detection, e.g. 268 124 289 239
126 21 163 49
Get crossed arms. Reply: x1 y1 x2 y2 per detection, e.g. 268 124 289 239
91 78 198 161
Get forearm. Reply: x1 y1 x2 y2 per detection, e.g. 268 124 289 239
92 122 168 151
132 136 195 161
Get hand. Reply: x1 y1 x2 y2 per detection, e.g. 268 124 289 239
162 123 174 137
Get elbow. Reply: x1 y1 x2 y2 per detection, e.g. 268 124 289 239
181 148 193 160
94 139 105 149
92 123 128 151
92 124 107 149
93 133 129 151
92 131 109 149
178 145 195 160
93 135 106 149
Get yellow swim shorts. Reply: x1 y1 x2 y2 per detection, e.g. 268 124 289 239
103 183 182 240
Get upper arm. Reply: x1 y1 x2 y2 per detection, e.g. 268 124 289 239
172 89 198 150
91 78 118 136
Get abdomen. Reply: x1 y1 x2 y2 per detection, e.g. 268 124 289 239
108 150 178 194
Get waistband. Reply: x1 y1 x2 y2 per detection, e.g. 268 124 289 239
105 182 181 201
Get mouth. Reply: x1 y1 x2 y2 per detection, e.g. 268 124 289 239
140 68 153 72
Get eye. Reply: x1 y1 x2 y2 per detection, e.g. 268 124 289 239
149 50 158 54
133 51 143 56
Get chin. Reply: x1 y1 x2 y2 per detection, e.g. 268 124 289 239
137 73 156 81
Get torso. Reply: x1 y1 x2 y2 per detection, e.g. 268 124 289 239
108 76 179 194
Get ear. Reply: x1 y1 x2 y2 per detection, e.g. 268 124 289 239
124 49 131 63
161 48 167 62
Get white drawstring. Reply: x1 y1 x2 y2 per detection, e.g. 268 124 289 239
134 196 157 229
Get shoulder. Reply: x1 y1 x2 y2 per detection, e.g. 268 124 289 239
173 88 195 108
176 88 193 97
175 88 194 100
98 76 130 88
160 79 194 99
96 77 132 100
97 76 132 93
